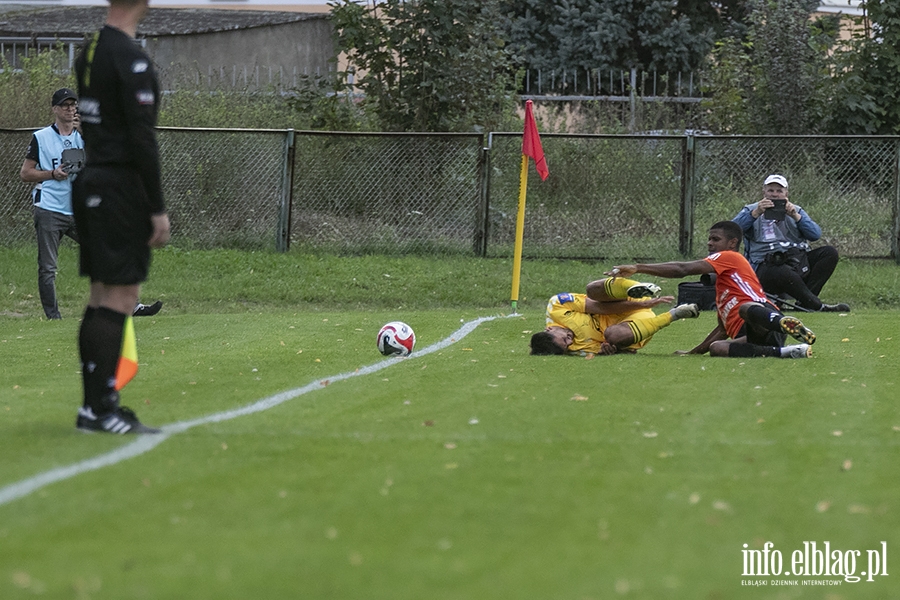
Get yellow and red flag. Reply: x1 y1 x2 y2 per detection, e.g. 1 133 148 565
510 100 549 312
114 316 138 391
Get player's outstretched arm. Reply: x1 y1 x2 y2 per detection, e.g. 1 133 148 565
607 260 712 279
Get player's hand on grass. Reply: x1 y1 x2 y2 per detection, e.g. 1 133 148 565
599 342 618 355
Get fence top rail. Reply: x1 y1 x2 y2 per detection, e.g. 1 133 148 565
157 126 294 134
155 127 486 138
490 132 900 141
489 132 690 140
289 130 485 139
700 134 900 140
5 126 290 135
6 127 900 142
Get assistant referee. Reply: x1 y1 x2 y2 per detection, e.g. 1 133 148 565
72 0 170 434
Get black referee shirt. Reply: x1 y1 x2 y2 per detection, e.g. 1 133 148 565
75 25 164 215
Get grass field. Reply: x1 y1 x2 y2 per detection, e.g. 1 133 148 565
1 247 898 599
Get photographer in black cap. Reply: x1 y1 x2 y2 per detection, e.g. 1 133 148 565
19 88 84 319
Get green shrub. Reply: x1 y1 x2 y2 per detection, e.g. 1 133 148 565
0 47 75 129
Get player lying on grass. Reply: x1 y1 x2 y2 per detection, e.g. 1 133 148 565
607 220 815 359
530 276 700 356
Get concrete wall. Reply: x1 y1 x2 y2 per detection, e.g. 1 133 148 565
147 17 335 89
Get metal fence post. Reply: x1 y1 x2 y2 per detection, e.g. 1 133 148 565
629 68 637 133
276 129 295 253
894 138 900 263
679 133 696 257
474 134 490 257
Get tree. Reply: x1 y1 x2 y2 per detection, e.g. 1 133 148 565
505 0 753 73
700 0 836 134
329 0 519 132
744 0 832 134
0 47 74 128
829 0 900 134
701 37 755 134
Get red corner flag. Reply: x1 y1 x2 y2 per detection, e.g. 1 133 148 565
522 100 549 181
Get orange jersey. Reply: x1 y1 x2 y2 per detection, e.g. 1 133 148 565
703 250 769 339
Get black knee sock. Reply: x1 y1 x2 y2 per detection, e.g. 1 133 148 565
728 343 780 358
743 304 784 333
79 306 126 413
78 307 97 409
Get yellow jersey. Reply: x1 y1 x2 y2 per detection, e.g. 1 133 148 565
545 293 656 354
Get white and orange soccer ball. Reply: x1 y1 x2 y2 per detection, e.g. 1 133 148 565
376 321 416 356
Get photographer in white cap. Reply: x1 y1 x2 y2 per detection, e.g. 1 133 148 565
732 174 849 312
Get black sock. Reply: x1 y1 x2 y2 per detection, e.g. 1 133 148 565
79 306 126 413
728 343 780 358
743 304 783 333
78 307 98 409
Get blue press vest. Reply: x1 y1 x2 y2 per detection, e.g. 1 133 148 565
31 124 84 215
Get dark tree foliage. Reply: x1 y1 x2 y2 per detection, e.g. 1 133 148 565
701 0 837 134
505 0 753 72
746 0 830 134
829 0 900 134
329 0 519 132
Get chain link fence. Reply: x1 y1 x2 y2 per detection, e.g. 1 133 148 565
487 133 686 260
158 128 289 250
691 136 900 259
0 129 40 244
291 132 484 255
1 129 898 261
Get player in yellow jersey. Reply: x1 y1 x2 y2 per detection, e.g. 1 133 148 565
530 277 700 356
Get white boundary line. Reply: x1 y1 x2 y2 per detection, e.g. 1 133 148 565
0 315 506 507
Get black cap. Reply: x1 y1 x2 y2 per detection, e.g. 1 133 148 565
52 88 78 106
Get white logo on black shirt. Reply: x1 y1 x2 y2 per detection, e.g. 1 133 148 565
136 90 155 105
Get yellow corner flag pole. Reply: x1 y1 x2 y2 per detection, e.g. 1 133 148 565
510 100 549 314
510 155 529 314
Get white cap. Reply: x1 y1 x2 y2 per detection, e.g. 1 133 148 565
764 174 788 188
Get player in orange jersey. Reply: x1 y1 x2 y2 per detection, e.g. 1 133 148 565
607 221 815 359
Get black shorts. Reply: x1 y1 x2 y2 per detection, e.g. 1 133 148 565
72 165 153 285
735 301 787 347
744 326 786 348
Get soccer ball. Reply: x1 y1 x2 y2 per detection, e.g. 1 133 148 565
377 321 416 356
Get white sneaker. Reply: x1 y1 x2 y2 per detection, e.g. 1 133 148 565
670 303 700 320
781 344 811 358
627 282 661 298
